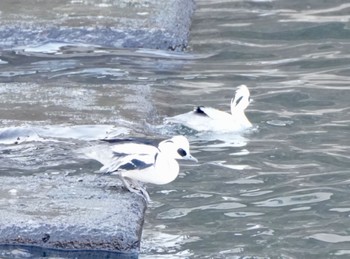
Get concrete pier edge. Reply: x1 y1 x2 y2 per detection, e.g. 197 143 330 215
0 172 147 254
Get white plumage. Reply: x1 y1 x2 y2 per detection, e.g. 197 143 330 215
82 135 197 202
166 85 253 132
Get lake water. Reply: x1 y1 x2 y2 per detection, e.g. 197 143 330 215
1 0 350 258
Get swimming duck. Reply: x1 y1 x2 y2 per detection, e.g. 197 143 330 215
167 85 252 132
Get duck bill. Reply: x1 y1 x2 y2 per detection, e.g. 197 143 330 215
186 155 198 162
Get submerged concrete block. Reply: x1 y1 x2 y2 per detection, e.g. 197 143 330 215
0 0 195 50
0 173 146 254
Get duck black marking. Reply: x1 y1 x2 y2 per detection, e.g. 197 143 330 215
112 151 129 156
235 96 243 106
118 159 153 171
194 106 209 117
100 138 135 144
100 138 156 146
177 148 187 157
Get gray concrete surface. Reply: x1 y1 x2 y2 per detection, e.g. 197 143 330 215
0 0 195 255
0 173 146 254
0 0 195 50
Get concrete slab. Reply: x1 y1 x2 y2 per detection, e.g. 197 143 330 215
0 172 146 255
0 0 195 50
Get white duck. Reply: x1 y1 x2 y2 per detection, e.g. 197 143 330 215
167 85 252 132
82 136 197 202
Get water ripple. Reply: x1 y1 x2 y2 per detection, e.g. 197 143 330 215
253 192 333 207
279 3 350 23
308 233 350 243
224 211 264 218
157 202 246 220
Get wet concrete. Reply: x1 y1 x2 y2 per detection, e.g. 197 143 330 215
0 0 195 50
0 172 146 254
0 0 195 255
0 125 149 255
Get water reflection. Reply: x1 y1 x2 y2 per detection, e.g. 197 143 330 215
157 201 247 220
253 192 333 207
141 230 197 258
279 3 350 23
0 245 137 259
308 233 350 243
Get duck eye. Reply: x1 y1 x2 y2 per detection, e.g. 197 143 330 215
177 148 187 157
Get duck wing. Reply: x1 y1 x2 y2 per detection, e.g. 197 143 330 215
110 142 159 156
100 153 157 174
